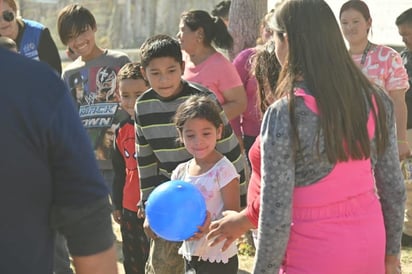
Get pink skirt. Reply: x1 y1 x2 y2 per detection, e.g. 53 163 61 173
280 160 385 274
281 190 385 273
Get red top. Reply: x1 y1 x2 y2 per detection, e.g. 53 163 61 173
245 135 261 227
113 120 140 212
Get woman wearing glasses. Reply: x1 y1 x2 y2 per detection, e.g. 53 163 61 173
0 0 61 74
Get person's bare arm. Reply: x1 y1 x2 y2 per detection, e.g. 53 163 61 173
72 245 118 274
385 254 401 274
207 209 254 251
389 89 410 160
221 86 247 120
221 178 241 212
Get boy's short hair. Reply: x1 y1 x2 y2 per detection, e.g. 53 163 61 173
396 8 412 26
139 34 182 69
57 4 97 45
118 62 149 85
0 37 17 51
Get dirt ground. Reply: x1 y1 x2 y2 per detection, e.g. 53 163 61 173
113 222 412 274
112 222 252 274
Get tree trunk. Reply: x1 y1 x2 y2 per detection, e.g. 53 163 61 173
228 0 267 60
122 0 133 48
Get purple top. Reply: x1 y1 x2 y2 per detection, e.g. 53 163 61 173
232 47 261 137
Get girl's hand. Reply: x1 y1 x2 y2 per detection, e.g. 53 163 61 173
112 210 122 224
143 217 157 240
385 255 401 274
137 205 145 219
207 210 254 251
187 211 211 241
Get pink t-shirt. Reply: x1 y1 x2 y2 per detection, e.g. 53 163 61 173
182 52 243 135
352 44 409 93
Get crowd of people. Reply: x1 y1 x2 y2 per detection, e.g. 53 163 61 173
1 0 412 273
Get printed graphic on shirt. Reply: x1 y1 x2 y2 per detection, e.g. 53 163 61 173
21 42 39 60
352 45 409 92
67 65 129 162
121 136 137 171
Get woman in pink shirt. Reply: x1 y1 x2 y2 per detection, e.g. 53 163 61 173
232 10 277 160
340 0 410 160
207 43 280 249
177 10 247 143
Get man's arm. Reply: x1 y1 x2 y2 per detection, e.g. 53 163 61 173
51 197 117 273
72 245 118 274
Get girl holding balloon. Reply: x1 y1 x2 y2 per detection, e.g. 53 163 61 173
171 94 240 274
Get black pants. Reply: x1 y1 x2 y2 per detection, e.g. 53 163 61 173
120 208 149 274
243 135 257 166
184 255 238 274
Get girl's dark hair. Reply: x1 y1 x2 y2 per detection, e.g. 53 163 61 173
57 4 97 45
252 42 280 114
181 10 233 50
174 95 223 133
273 0 387 163
339 0 371 21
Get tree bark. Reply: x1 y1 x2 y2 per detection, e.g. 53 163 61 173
228 0 267 60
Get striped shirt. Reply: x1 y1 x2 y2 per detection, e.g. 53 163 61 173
135 80 246 202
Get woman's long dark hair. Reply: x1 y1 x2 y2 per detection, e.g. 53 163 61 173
272 0 388 163
252 43 281 114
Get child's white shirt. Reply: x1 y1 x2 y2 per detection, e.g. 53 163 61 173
171 156 239 263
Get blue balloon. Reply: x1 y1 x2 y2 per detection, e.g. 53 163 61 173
145 180 207 241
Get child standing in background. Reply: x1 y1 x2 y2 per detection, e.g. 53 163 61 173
56 6 131 271
135 34 245 274
172 95 240 274
112 62 150 274
58 3 130 187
